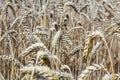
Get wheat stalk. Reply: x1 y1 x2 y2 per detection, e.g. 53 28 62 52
0 29 18 42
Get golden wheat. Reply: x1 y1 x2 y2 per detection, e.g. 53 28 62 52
82 30 104 62
0 0 119 80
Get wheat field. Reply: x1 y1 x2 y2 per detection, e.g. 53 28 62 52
0 0 120 80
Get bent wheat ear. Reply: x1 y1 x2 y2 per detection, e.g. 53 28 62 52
77 64 106 80
82 30 104 62
64 1 79 14
0 55 24 67
83 31 104 61
19 42 47 57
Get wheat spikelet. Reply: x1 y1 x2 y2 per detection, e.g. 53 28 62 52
51 29 62 48
33 73 48 80
61 34 73 46
37 50 51 68
21 74 37 80
20 65 73 79
64 1 79 14
82 30 104 62
33 26 48 35
20 66 59 80
114 33 120 39
69 45 83 56
37 51 62 69
0 55 24 67
60 65 72 74
104 3 114 17
102 73 120 80
57 71 74 80
90 41 101 61
19 42 48 57
77 64 106 80
105 23 120 37
80 4 89 12
68 26 85 33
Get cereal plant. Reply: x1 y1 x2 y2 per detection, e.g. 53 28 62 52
0 0 120 80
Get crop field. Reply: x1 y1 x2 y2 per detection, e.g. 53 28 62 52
0 0 120 80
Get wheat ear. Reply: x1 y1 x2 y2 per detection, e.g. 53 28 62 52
20 66 59 80
51 29 62 48
36 50 51 68
19 42 48 57
0 55 24 67
64 1 79 14
82 30 104 62
77 64 106 80
102 73 120 80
